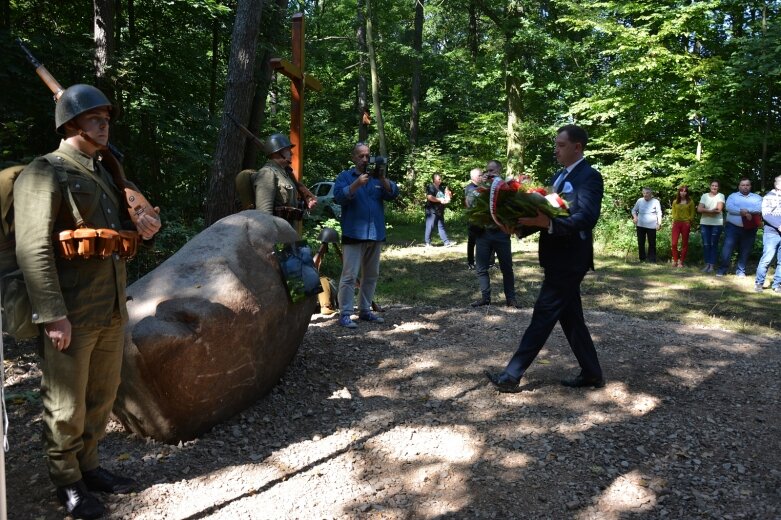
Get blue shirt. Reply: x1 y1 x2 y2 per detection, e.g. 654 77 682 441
725 191 763 227
333 167 399 241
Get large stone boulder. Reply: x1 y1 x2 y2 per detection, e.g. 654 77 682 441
113 211 317 443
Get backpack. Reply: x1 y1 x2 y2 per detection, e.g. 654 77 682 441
236 169 256 210
0 156 84 340
0 164 39 340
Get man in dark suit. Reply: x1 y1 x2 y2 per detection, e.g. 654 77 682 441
486 124 605 392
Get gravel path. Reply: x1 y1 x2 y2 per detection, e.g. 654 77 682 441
3 300 780 519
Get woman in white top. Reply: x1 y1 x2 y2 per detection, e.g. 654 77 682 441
697 180 725 272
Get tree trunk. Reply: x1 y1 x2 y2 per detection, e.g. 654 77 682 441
93 0 115 98
242 0 289 171
504 1 525 177
365 0 386 157
408 0 423 147
468 0 478 63
0 0 9 30
357 0 369 142
206 0 266 225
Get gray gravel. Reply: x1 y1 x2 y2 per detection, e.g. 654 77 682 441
3 304 780 519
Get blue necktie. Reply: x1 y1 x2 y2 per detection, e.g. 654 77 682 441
553 169 568 193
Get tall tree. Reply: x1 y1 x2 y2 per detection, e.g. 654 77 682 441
365 0 386 156
93 0 115 97
409 0 424 147
356 0 369 142
206 0 266 225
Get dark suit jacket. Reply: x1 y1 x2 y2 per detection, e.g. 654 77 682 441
539 160 603 273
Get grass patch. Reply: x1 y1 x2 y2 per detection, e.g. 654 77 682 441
372 215 779 337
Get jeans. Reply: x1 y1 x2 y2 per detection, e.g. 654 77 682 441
424 211 449 245
671 221 691 263
636 226 657 262
475 228 515 302
700 224 722 265
755 231 781 288
718 222 758 275
338 241 383 316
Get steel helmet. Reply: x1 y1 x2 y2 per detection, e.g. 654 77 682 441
55 84 117 134
263 133 295 156
317 227 340 244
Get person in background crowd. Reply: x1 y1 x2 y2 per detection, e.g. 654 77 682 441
698 180 725 273
670 185 695 267
471 160 518 308
465 168 482 270
716 177 762 277
424 173 456 247
333 142 399 329
754 174 781 293
631 187 662 263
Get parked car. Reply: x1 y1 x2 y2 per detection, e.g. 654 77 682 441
306 181 341 220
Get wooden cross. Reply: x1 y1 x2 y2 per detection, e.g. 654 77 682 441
270 13 323 184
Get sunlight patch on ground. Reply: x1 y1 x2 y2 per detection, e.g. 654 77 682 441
367 425 479 463
579 470 656 519
666 365 725 387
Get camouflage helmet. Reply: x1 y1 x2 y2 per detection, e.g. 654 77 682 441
263 133 295 156
55 84 117 134
317 227 340 244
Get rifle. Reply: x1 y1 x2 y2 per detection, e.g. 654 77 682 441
17 39 160 233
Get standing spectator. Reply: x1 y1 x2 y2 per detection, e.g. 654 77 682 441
333 142 399 328
465 168 482 269
14 84 161 519
670 185 695 267
716 178 763 277
631 188 663 263
754 174 781 293
424 173 456 247
697 180 725 273
471 160 518 308
485 124 604 392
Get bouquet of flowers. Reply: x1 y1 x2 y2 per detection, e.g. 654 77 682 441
466 177 569 235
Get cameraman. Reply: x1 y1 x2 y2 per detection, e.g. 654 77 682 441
333 142 399 329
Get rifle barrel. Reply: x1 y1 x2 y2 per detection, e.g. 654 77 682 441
227 113 264 149
17 39 64 100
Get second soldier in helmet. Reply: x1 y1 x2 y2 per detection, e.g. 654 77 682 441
252 133 317 224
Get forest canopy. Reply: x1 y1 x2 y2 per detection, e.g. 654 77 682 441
2 0 779 237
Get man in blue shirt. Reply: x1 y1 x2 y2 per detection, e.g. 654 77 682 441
333 143 399 328
716 178 763 277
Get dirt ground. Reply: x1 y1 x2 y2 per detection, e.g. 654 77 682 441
3 261 780 519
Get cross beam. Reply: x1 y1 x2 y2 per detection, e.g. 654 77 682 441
270 13 322 184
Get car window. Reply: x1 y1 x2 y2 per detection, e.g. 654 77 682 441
317 184 331 197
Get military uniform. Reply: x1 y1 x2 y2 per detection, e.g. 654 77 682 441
14 140 131 486
252 160 301 223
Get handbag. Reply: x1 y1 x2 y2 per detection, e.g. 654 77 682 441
741 213 762 230
275 241 323 303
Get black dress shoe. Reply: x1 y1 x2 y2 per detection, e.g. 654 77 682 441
485 370 521 393
471 299 490 307
505 299 522 308
83 467 137 494
560 374 605 388
57 480 105 519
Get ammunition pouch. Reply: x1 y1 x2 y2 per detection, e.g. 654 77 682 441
274 205 304 222
56 228 139 260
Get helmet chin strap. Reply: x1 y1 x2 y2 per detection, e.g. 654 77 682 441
78 129 108 152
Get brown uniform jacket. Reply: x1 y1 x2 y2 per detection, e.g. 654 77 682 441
252 160 300 216
14 141 130 327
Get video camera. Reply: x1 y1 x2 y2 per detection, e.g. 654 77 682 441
368 155 387 177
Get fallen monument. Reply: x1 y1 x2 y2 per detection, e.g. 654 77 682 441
112 211 317 443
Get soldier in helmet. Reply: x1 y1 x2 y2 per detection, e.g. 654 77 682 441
14 84 161 519
252 132 317 224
